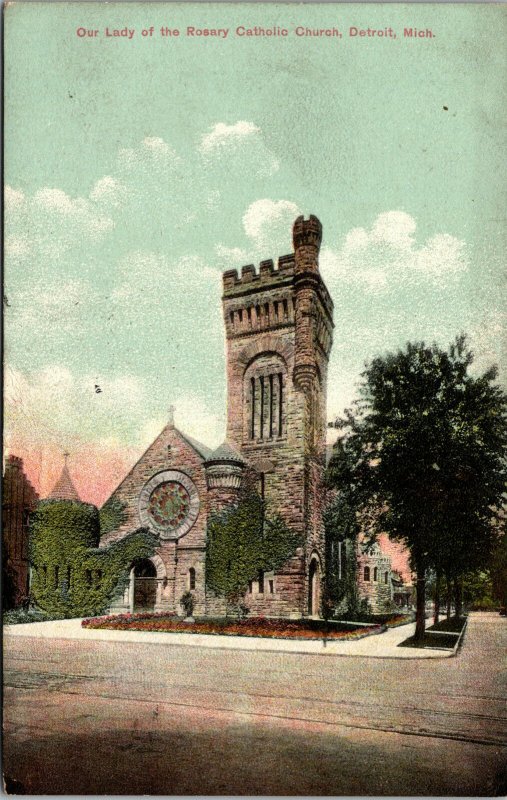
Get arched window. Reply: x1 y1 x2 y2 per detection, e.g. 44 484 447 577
245 353 286 441
384 571 389 584
189 567 196 591
373 567 378 582
364 566 370 582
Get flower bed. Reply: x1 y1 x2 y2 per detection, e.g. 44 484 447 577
82 613 384 640
383 613 414 628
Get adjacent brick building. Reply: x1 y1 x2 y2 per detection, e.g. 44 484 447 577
2 455 39 607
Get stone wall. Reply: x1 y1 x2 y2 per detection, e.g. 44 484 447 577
100 424 209 615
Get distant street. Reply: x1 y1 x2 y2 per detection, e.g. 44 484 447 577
3 613 507 795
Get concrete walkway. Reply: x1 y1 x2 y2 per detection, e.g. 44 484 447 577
5 616 452 658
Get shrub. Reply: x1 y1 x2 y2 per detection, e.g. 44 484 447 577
180 591 194 617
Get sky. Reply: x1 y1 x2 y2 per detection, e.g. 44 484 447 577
4 3 506 504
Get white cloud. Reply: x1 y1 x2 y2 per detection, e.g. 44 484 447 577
243 199 301 253
320 211 467 295
90 175 127 207
117 136 180 170
9 280 98 338
34 187 114 234
4 364 151 449
199 121 260 153
214 244 249 266
198 121 279 177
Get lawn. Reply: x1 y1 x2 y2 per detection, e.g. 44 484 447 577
426 616 467 633
81 612 384 640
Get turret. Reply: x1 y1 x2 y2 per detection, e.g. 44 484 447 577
293 214 322 274
293 215 323 392
204 442 246 514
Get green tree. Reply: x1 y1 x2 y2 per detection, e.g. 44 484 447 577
322 491 359 615
327 336 507 642
206 492 301 615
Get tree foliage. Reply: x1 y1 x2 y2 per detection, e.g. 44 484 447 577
205 491 301 612
29 499 159 617
327 336 507 640
323 493 359 613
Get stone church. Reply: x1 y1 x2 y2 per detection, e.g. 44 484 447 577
101 215 336 618
95 214 411 618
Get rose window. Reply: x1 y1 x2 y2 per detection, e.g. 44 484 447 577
147 482 190 531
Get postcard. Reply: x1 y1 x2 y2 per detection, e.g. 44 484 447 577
3 2 507 795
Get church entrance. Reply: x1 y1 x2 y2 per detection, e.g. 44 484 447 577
132 559 157 612
308 557 321 617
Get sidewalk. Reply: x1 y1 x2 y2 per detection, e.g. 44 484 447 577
4 616 452 658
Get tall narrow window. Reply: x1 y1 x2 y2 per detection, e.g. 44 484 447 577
274 301 279 320
269 374 274 437
189 567 196 590
250 377 256 439
283 299 288 319
373 567 378 582
247 306 252 326
364 566 370 582
258 571 264 594
384 571 389 585
264 303 269 321
54 565 59 590
259 376 265 439
278 373 283 435
229 311 234 326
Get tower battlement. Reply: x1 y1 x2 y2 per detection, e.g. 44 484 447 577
223 254 295 294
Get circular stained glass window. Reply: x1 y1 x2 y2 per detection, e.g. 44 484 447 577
147 482 190 531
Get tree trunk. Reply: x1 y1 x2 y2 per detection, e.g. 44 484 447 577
433 571 441 626
414 559 426 643
454 576 463 619
446 574 452 620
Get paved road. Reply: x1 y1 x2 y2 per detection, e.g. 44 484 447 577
3 613 506 795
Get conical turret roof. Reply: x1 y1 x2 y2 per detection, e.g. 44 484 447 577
206 441 246 465
48 456 81 501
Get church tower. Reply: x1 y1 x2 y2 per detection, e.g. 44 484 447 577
222 215 334 616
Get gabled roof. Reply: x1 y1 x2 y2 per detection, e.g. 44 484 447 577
177 429 214 461
48 461 81 501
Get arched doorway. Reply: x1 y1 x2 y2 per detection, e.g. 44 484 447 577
308 556 321 617
132 559 157 612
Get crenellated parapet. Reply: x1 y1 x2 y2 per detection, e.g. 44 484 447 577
223 254 295 294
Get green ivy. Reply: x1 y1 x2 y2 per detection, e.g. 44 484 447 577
99 497 128 536
29 500 158 617
324 494 359 614
206 492 301 610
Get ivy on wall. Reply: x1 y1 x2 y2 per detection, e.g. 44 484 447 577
29 500 158 617
206 492 301 609
99 498 128 536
